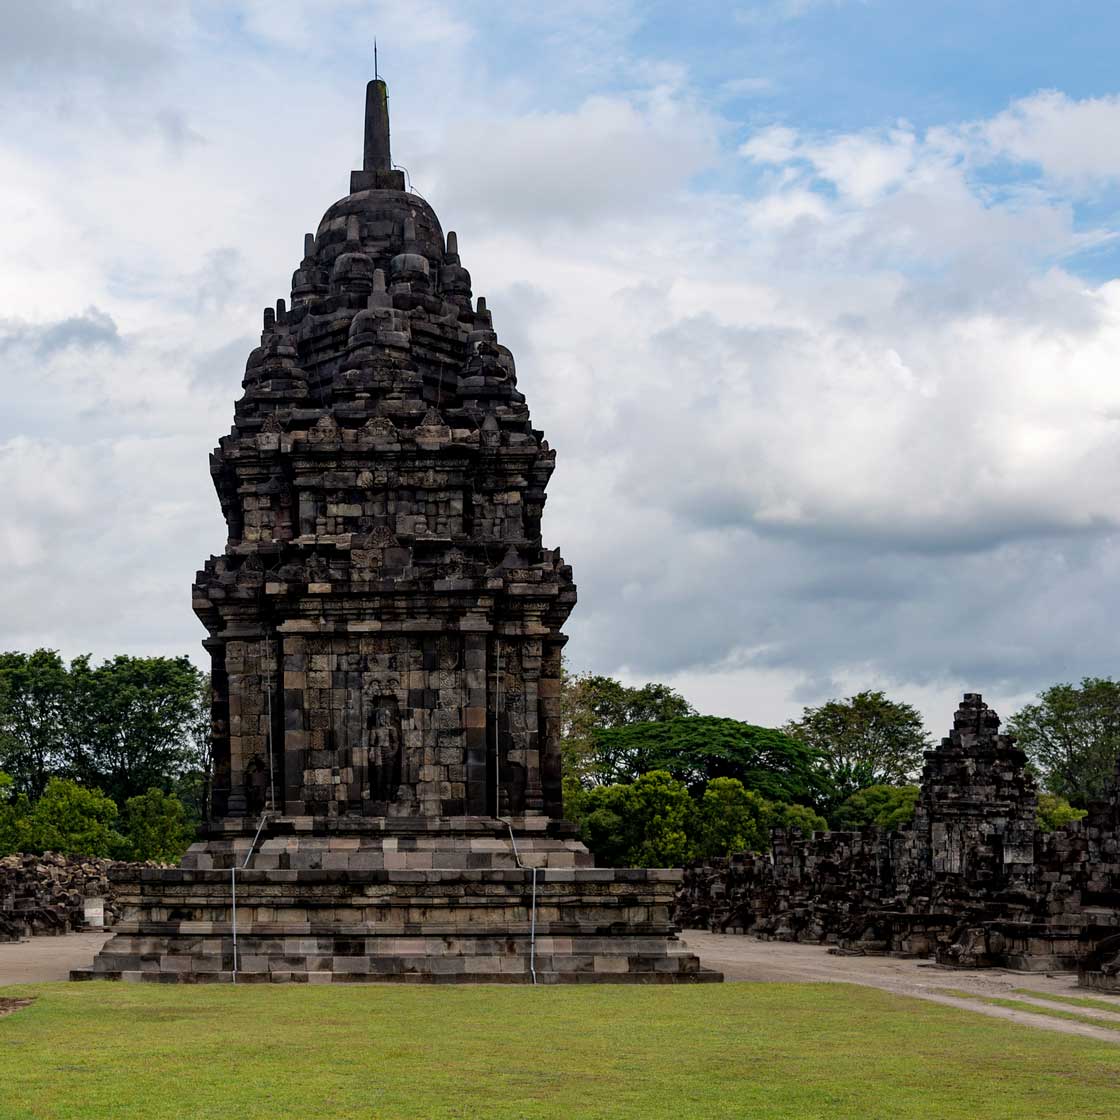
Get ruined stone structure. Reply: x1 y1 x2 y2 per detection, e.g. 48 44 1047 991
677 693 1120 988
1 854 149 942
75 76 716 984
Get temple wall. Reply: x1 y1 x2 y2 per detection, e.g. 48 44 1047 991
210 631 550 820
675 694 1120 977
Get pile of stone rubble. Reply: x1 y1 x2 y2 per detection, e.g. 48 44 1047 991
0 853 156 942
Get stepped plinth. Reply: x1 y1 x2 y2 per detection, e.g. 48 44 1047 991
75 817 712 984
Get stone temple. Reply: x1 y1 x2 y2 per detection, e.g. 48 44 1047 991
76 76 717 983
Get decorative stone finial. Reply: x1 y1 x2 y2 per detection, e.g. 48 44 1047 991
363 78 391 173
350 75 406 193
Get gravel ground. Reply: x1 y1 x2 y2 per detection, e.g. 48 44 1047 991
0 931 111 985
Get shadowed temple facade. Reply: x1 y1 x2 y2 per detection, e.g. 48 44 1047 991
76 76 717 984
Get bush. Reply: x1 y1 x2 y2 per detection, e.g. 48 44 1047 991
765 801 829 836
21 778 125 857
834 785 920 830
579 770 695 868
575 771 831 866
121 788 196 862
1036 792 1088 833
693 779 773 858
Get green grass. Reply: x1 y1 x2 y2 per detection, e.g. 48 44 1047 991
2 981 1120 1119
1014 988 1120 1014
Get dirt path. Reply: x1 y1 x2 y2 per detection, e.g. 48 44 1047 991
4 927 1120 1044
681 929 1120 1043
0 931 111 986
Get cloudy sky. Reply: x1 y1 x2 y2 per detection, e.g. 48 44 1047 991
4 1 1120 735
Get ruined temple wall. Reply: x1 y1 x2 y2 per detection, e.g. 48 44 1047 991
677 787 1120 966
677 827 900 944
676 694 1120 968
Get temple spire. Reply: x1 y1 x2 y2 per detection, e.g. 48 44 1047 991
363 77 391 173
349 67 405 195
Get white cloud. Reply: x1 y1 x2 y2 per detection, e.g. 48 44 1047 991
976 90 1120 190
736 0 867 27
5 9 1120 737
422 87 720 225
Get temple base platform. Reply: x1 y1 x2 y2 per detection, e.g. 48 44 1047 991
72 816 721 984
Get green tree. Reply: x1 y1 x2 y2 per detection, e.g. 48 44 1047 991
577 771 695 868
1036 792 1088 833
21 778 124 858
69 656 207 806
0 771 26 856
1008 679 1120 806
0 649 73 798
561 669 695 788
834 784 920 830
121 788 197 862
784 691 930 808
693 778 772 858
572 772 831 867
591 716 828 806
171 673 214 827
764 801 829 836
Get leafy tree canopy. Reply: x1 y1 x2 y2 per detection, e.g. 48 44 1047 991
0 649 72 799
1008 678 1120 807
20 778 125 858
0 650 210 809
1036 792 1088 833
834 784 920 831
784 691 930 809
0 771 23 857
591 716 829 807
121 788 197 862
576 771 695 868
67 654 206 807
561 669 696 788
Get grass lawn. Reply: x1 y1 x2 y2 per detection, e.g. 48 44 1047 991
2 981 1119 1119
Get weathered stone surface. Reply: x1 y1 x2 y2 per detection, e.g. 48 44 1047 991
1 853 154 942
79 74 716 985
